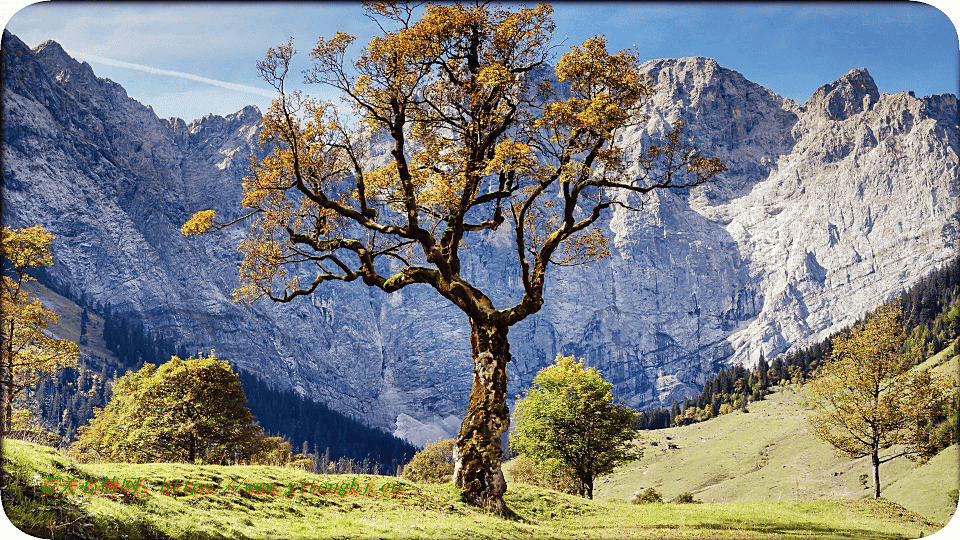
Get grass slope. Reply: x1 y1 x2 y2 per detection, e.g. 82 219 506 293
592 354 959 526
24 280 114 361
2 439 944 539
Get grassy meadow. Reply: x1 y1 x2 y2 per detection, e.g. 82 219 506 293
587 351 959 524
1 433 950 540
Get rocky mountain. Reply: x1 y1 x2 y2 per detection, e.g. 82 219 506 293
3 31 957 446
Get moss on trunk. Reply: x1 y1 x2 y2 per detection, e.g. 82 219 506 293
454 320 510 514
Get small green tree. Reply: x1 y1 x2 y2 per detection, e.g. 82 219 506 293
510 355 640 499
807 304 955 498
72 351 263 463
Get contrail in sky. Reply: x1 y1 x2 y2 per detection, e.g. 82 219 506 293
67 50 277 98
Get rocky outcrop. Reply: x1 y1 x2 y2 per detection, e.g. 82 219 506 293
3 32 956 445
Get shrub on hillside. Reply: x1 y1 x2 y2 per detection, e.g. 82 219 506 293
631 487 663 504
509 454 579 495
71 352 263 464
671 492 698 504
401 438 456 483
249 435 312 469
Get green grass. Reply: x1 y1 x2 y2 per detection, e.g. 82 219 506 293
2 439 945 539
24 280 114 360
591 365 959 526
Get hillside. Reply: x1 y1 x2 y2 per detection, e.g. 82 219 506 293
1 438 943 539
591 350 960 525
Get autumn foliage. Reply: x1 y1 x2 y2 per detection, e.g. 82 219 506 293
1 226 79 435
807 304 955 498
184 0 724 512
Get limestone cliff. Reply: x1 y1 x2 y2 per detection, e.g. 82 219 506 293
3 32 956 446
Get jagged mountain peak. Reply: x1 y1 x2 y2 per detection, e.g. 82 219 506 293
805 67 879 121
34 38 71 57
33 38 94 78
189 104 262 129
2 30 956 443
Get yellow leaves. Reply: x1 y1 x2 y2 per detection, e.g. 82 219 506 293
477 63 513 89
541 94 630 139
1 226 78 432
312 31 355 66
181 210 217 237
483 139 536 177
556 227 611 265
1 225 55 269
541 35 650 142
806 303 955 467
365 162 401 194
234 232 285 304
556 36 643 93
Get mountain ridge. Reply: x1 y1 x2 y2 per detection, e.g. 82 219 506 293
2 30 956 446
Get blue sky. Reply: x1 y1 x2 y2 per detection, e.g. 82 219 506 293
3 1 959 122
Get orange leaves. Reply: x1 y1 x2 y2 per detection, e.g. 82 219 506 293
556 227 611 266
476 63 514 90
541 36 649 141
197 1 726 322
364 162 403 204
807 303 954 474
555 35 647 103
234 231 286 304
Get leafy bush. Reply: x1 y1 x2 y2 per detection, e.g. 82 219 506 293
248 435 312 469
71 352 263 464
401 438 456 483
509 454 579 495
631 487 663 504
671 492 698 504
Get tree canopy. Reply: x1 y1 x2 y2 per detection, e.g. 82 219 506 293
807 304 955 498
1 225 79 435
510 355 640 499
72 352 263 464
183 0 723 512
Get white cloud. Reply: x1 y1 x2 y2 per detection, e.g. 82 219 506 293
67 50 277 98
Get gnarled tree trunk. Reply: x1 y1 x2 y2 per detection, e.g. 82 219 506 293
454 320 511 514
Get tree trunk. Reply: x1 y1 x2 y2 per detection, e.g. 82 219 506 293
454 320 510 514
871 450 881 498
3 321 12 435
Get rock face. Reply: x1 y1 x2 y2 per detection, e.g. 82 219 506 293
3 32 957 446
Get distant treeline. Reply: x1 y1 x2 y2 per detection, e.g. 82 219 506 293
238 371 417 474
899 257 960 359
637 255 960 431
26 270 416 471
